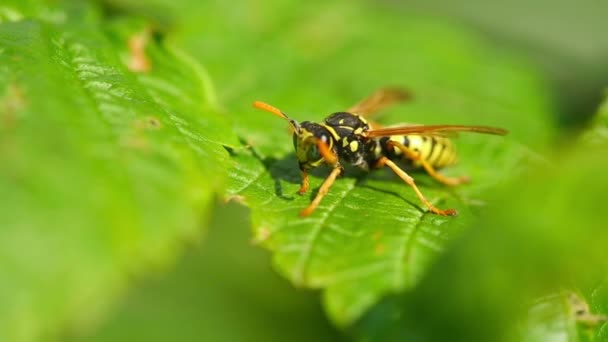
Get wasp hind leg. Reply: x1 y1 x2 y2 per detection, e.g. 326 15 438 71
299 167 342 217
375 156 457 216
387 141 469 186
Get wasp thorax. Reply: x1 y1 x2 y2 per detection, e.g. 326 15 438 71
324 112 369 132
293 121 334 170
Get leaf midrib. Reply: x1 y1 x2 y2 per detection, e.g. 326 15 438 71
292 179 357 285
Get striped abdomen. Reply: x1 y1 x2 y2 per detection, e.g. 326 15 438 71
377 135 457 168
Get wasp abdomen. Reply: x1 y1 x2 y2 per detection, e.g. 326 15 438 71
379 135 457 168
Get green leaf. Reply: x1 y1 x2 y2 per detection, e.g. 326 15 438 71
517 291 606 342
69 203 342 342
164 1 554 326
0 2 234 341
524 293 578 342
583 92 608 145
353 141 608 341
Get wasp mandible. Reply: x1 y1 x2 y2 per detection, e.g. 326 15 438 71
253 87 507 217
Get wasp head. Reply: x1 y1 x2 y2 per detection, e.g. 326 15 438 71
293 122 334 170
253 101 336 170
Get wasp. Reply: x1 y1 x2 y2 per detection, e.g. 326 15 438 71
253 87 507 217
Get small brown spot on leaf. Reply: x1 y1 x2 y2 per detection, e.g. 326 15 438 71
224 194 246 204
123 116 163 151
252 227 271 244
1 83 26 128
146 116 161 129
132 116 163 131
134 116 162 130
120 135 148 151
128 28 152 73
372 230 383 241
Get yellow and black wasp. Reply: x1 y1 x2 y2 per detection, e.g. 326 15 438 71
253 87 507 217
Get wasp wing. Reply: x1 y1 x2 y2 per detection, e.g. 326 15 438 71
364 124 508 138
347 87 411 118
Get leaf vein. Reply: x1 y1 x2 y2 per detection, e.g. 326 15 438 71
292 180 357 285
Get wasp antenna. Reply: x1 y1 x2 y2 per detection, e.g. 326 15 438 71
253 101 289 119
253 100 301 132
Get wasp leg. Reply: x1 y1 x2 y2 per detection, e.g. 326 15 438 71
387 141 469 186
299 140 335 196
299 167 342 217
375 156 457 216
298 170 309 195
316 139 338 165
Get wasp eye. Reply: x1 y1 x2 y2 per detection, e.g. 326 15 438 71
307 144 321 161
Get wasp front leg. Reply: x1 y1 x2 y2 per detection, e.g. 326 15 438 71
298 170 310 195
299 167 342 217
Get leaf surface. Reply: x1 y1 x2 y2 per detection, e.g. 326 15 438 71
354 138 608 341
0 2 234 340
583 92 608 145
165 1 554 325
69 203 342 342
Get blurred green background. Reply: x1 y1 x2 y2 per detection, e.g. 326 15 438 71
1 0 607 341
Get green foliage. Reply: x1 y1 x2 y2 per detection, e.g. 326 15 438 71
176 0 552 326
354 140 608 341
1 0 607 341
352 96 608 340
584 93 608 145
0 1 235 341
70 203 343 342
